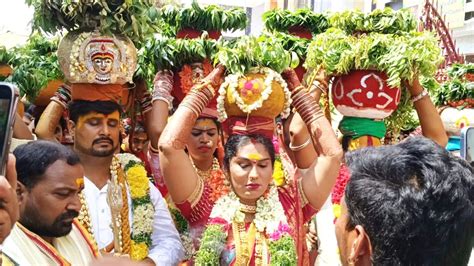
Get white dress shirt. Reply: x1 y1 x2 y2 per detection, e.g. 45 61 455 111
83 177 184 265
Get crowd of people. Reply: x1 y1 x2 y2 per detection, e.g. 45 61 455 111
0 62 471 265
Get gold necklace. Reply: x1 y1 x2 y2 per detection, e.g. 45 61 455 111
78 191 94 237
192 157 220 180
76 156 131 255
239 203 257 214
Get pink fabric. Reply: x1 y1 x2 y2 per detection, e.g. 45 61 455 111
148 151 168 197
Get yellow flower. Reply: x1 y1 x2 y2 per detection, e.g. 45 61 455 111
272 159 285 187
333 204 341 219
131 240 149 260
127 165 149 199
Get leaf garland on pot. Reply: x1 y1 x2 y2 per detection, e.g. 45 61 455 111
161 1 247 35
25 0 160 43
306 8 443 141
329 7 416 35
7 33 64 105
0 46 14 81
137 35 219 89
434 63 474 108
263 8 329 36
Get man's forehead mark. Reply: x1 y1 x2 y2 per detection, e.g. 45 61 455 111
75 178 84 188
77 111 120 128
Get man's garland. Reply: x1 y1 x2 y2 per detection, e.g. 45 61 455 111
116 153 155 261
195 187 297 264
78 154 154 260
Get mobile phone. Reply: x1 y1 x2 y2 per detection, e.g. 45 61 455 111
0 82 19 176
460 126 474 163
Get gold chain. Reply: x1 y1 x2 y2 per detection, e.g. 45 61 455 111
191 157 220 180
78 191 94 238
76 157 131 255
239 203 257 214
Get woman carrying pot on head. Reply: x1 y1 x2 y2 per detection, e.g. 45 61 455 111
158 65 343 265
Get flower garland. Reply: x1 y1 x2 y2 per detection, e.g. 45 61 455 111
216 67 292 122
116 153 155 260
195 186 297 264
169 208 196 260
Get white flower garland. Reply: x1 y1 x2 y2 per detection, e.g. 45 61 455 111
210 186 288 234
217 67 292 122
115 153 154 260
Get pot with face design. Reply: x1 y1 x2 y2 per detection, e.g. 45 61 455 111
332 70 402 119
58 31 137 86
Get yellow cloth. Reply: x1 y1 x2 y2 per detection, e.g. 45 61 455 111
3 221 99 265
348 135 382 151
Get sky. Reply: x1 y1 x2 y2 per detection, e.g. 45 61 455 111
0 0 33 36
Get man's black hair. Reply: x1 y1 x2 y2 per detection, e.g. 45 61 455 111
345 137 474 265
69 100 122 123
13 140 81 189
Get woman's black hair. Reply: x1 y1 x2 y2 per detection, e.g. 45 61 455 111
223 134 275 171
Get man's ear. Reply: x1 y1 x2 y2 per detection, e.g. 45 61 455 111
348 225 372 266
68 120 76 139
16 181 27 205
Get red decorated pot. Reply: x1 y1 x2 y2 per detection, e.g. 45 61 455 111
466 73 474 82
287 27 311 82
176 28 221 40
288 26 312 39
294 62 306 82
332 70 401 119
172 60 218 109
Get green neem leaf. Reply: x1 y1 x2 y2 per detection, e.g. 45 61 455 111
329 8 416 34
215 35 292 75
161 1 247 32
8 33 63 103
26 0 160 44
263 8 329 35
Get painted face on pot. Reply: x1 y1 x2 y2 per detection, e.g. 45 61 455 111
228 142 274 205
190 62 205 83
92 56 114 76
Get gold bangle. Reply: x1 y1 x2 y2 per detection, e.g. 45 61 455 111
289 137 311 152
148 143 159 154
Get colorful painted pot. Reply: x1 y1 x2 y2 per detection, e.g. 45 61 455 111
332 70 401 119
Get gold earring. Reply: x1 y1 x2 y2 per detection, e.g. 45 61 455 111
224 178 230 187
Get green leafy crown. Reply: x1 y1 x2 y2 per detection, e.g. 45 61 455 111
161 1 247 33
25 0 160 43
263 8 329 35
215 35 292 75
329 8 416 34
7 33 63 102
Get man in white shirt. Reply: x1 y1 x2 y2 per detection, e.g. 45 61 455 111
68 100 184 265
4 141 99 265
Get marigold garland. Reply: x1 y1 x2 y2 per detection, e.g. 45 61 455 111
273 155 286 187
117 153 155 261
